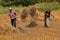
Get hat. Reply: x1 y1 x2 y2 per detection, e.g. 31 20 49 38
9 7 12 9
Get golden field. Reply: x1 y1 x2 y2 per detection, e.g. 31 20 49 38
0 10 60 40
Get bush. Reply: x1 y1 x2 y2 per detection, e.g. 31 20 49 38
1 0 60 7
1 0 39 7
1 0 20 6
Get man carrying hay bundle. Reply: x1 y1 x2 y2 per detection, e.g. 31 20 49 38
21 8 28 22
26 6 39 27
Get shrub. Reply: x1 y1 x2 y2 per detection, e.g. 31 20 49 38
1 0 39 7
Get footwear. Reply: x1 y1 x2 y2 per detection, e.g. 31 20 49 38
45 26 50 28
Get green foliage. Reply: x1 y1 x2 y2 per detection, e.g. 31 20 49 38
0 3 60 14
0 6 23 14
1 0 21 6
37 2 60 12
0 0 60 7
20 0 39 6
1 0 39 7
57 0 60 2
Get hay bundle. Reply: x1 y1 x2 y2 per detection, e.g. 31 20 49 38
26 22 37 27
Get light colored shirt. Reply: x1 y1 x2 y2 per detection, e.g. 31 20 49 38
8 10 16 19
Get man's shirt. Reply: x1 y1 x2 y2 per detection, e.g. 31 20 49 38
8 10 16 19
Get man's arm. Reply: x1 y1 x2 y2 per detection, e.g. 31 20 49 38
50 13 55 18
7 12 10 17
7 13 10 19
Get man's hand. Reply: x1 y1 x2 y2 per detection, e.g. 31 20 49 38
53 17 57 20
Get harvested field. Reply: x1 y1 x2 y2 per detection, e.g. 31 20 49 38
0 10 60 40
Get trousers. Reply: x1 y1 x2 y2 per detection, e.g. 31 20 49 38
44 17 50 27
11 18 16 27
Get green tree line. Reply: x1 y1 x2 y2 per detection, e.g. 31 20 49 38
0 0 60 7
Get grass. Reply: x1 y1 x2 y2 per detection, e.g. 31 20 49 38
35 2 60 12
0 6 23 14
0 2 60 14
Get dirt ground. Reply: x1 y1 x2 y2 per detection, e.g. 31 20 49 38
0 10 60 40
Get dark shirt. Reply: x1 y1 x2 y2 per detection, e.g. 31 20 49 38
45 11 50 18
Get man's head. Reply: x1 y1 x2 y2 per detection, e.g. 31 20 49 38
30 6 36 12
47 9 51 12
31 6 36 10
9 7 12 13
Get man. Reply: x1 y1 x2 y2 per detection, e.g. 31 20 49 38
44 10 55 28
21 8 28 22
27 6 39 27
7 8 16 27
30 6 39 21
